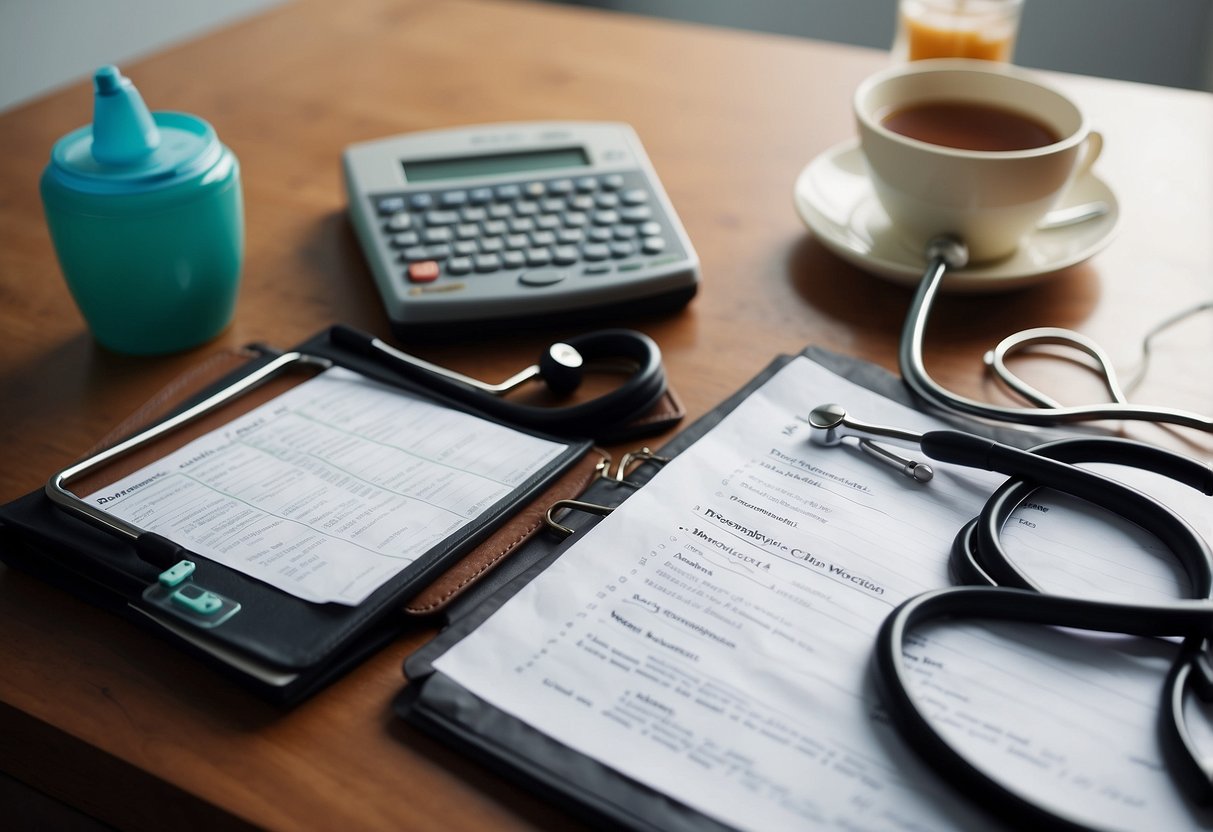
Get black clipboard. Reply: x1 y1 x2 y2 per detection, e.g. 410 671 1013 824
0 326 656 705
394 346 941 830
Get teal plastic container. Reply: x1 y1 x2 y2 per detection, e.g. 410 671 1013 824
41 66 243 355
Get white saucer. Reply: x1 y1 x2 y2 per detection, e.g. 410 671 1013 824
793 140 1120 292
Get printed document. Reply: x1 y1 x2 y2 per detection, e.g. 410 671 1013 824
87 368 567 605
433 356 1213 831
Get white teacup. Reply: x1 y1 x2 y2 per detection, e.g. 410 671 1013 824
854 59 1102 263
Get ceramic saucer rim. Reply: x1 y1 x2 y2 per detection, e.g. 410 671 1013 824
792 139 1120 292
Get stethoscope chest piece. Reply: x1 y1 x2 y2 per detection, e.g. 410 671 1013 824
538 342 584 395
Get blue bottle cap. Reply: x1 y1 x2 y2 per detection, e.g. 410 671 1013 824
45 66 224 195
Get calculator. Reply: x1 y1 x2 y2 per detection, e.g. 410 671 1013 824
342 122 699 339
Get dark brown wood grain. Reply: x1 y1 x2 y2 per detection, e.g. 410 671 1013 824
0 0 1209 828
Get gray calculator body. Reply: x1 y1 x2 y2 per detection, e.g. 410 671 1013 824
343 122 699 338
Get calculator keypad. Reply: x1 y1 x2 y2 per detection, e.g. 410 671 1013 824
372 171 681 286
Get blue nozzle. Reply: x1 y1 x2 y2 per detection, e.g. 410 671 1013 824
90 65 160 166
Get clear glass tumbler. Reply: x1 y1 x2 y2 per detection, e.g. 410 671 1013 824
893 0 1024 63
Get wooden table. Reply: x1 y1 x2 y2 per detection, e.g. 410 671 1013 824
1 0 1210 828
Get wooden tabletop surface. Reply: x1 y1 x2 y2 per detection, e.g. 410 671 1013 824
1 0 1210 828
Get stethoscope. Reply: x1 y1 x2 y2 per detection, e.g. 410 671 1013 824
901 236 1213 434
328 324 668 442
808 403 1213 831
46 325 670 573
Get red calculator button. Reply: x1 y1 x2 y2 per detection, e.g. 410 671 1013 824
407 260 441 283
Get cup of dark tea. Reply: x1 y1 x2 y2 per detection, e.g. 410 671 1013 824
854 59 1102 263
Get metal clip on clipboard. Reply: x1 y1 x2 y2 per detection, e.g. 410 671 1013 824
46 350 334 624
543 447 672 537
7 326 669 702
45 321 686 604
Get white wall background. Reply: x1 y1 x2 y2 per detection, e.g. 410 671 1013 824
0 0 288 113
563 0 1213 92
2 0 1211 115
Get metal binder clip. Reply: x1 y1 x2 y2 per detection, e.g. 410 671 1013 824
611 447 671 486
594 453 614 481
543 447 672 536
544 499 615 538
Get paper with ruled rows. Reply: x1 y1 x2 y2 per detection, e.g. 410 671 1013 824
434 356 1213 831
87 368 567 605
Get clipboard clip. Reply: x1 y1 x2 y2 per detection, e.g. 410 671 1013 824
542 447 671 537
544 499 615 538
610 447 671 487
141 559 241 628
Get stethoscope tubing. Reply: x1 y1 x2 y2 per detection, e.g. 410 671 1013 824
961 438 1213 596
871 429 1213 830
331 325 667 441
873 587 1213 832
1164 639 1213 807
899 250 1213 432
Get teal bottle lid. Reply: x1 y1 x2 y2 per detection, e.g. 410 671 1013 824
45 65 224 196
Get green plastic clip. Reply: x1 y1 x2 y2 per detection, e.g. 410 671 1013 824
170 584 223 616
158 559 196 588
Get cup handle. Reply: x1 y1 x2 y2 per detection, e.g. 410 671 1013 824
1074 130 1103 179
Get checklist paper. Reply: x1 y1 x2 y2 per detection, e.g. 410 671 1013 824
86 368 567 605
432 356 1213 831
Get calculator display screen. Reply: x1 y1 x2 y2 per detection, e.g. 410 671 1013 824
402 147 590 182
